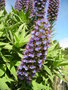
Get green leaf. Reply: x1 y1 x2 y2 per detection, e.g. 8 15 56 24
0 78 10 90
15 61 21 66
43 65 53 76
0 42 6 46
17 52 23 58
32 80 51 90
43 65 53 82
0 52 9 62
0 32 3 37
0 74 13 90
10 66 17 80
0 23 4 30
15 24 25 36
19 10 27 22
58 61 68 66
0 10 4 17
0 69 4 77
3 43 12 50
7 64 17 80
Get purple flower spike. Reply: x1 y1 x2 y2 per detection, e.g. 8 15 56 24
34 0 47 19
47 0 60 23
17 18 51 82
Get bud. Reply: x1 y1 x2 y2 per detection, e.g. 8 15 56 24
47 0 59 24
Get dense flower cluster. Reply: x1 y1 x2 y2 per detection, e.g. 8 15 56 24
34 0 47 19
47 0 59 23
0 0 5 10
17 19 51 82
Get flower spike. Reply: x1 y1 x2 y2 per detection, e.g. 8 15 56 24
15 0 27 11
47 0 60 24
17 19 51 83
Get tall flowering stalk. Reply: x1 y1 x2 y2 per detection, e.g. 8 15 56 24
16 0 59 83
0 0 5 10
47 0 60 24
17 19 51 82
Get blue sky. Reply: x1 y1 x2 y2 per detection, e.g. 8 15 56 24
5 0 68 48
55 0 68 40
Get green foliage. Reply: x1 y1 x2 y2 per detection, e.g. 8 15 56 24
0 9 68 90
63 48 68 60
0 9 32 90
